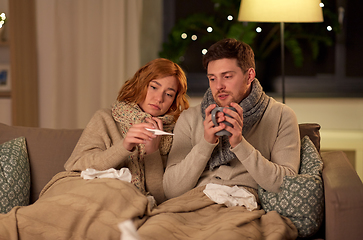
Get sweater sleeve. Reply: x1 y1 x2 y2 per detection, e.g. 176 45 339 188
64 109 133 171
163 108 217 199
144 150 167 204
231 104 300 192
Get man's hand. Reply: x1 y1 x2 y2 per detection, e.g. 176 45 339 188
203 104 226 144
223 102 244 148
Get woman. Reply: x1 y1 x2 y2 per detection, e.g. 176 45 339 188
64 58 189 204
0 59 189 239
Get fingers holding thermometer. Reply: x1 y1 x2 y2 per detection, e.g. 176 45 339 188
123 117 172 153
144 117 169 154
123 121 156 151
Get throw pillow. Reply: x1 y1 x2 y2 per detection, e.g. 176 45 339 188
0 137 31 213
258 135 324 237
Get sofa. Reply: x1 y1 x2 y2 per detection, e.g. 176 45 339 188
0 122 362 240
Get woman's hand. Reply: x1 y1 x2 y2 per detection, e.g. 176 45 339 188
144 117 164 154
123 120 157 152
122 117 163 154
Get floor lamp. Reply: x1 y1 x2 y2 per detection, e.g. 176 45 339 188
238 0 323 103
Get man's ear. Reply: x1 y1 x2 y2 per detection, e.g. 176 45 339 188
247 68 256 84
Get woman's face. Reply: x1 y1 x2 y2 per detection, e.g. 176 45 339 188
138 76 179 116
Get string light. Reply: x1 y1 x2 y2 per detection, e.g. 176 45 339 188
207 27 213 33
227 15 233 21
256 27 262 33
327 26 332 31
202 49 208 55
181 33 187 39
191 35 197 41
0 13 6 29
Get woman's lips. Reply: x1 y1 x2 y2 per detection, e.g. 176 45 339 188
150 104 161 110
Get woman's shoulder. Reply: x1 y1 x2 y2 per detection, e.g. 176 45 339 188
84 108 116 129
95 108 112 116
89 108 113 121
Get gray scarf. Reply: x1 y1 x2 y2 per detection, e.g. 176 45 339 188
201 78 270 170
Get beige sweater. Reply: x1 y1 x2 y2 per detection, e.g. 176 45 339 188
64 108 166 203
163 98 300 199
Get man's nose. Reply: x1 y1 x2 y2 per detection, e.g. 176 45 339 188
216 78 225 90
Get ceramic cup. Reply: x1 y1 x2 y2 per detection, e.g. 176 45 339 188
211 107 236 136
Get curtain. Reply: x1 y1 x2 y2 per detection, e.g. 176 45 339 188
9 0 39 127
36 0 143 129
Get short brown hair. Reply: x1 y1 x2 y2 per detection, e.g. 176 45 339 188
117 58 189 120
202 38 255 72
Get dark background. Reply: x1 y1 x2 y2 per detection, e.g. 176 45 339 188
162 0 363 97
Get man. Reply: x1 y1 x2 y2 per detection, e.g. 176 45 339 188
163 38 300 200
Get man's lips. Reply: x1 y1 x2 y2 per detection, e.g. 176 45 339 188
217 93 229 100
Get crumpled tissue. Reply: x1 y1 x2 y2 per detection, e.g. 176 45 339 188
81 168 132 182
203 183 258 211
118 220 140 240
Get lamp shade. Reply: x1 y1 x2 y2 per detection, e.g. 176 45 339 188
238 0 323 23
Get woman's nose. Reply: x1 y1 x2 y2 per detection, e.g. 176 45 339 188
155 92 164 103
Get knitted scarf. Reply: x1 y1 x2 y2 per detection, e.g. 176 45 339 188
112 101 175 195
201 78 270 170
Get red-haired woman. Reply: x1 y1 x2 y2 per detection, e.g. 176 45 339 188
64 58 189 204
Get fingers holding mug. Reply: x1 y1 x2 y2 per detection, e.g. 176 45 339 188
228 102 243 127
211 106 236 136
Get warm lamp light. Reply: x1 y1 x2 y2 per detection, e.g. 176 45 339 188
238 0 324 103
238 0 323 23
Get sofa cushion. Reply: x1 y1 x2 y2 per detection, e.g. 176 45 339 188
258 135 324 237
0 123 83 203
0 137 31 213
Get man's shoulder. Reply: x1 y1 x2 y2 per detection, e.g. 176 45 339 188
176 104 203 127
263 97 298 127
180 104 202 117
266 97 295 114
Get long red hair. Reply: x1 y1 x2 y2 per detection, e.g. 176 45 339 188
117 58 189 120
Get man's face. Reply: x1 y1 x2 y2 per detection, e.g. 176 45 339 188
207 58 254 107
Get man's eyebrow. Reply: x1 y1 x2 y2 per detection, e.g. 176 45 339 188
151 80 177 92
207 71 235 77
221 70 236 75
